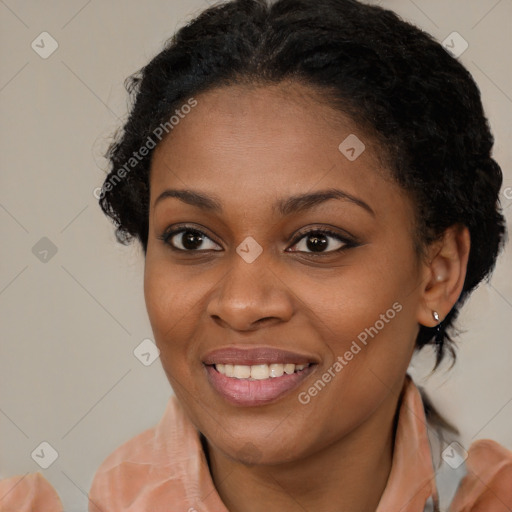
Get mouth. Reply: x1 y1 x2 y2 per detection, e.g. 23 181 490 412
213 362 311 379
202 347 318 406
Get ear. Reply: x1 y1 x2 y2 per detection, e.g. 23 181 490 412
416 224 471 327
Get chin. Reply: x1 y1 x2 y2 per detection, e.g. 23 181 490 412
210 427 311 467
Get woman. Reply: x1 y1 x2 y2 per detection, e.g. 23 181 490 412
1 0 511 510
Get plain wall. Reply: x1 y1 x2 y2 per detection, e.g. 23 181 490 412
1 1 511 510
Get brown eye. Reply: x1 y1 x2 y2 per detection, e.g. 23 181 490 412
288 229 356 255
159 227 221 252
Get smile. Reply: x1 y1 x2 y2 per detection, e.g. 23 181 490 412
214 362 310 379
202 346 319 406
204 363 317 407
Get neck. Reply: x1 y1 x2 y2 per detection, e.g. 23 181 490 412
206 389 402 512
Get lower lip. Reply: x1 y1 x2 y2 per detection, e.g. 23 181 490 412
205 364 316 406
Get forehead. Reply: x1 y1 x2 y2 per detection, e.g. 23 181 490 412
152 82 376 160
149 82 405 218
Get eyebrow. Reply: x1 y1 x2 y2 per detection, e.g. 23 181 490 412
153 188 375 217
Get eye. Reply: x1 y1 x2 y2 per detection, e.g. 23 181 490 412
287 228 355 255
158 224 358 255
157 226 221 252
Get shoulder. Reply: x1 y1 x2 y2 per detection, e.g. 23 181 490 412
88 426 159 510
88 394 202 511
449 439 512 512
426 426 512 511
0 472 63 512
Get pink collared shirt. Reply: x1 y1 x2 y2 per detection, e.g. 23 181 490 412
88 374 439 511
1 376 510 511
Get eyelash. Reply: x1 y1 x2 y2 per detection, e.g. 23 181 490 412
157 224 359 256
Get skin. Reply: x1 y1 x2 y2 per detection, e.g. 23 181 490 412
143 81 470 511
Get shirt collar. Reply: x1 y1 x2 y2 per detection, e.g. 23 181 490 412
376 374 439 511
89 375 439 511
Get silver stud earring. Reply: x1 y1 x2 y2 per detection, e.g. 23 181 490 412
432 310 443 347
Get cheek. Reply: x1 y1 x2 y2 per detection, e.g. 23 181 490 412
144 262 205 403
312 242 420 382
319 246 416 333
143 256 197 364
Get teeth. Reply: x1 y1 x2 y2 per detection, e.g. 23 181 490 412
214 363 310 379
233 365 251 379
269 363 284 377
284 363 295 375
250 364 270 380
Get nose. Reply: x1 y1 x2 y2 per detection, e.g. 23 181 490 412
206 252 294 331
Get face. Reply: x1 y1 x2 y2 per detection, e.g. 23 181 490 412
144 82 426 465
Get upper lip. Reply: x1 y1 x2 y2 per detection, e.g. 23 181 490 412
202 346 319 366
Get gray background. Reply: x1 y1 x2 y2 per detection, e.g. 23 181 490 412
1 1 511 510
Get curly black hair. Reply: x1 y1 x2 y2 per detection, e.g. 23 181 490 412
98 0 506 369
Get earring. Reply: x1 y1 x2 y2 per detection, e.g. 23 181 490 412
432 310 443 347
